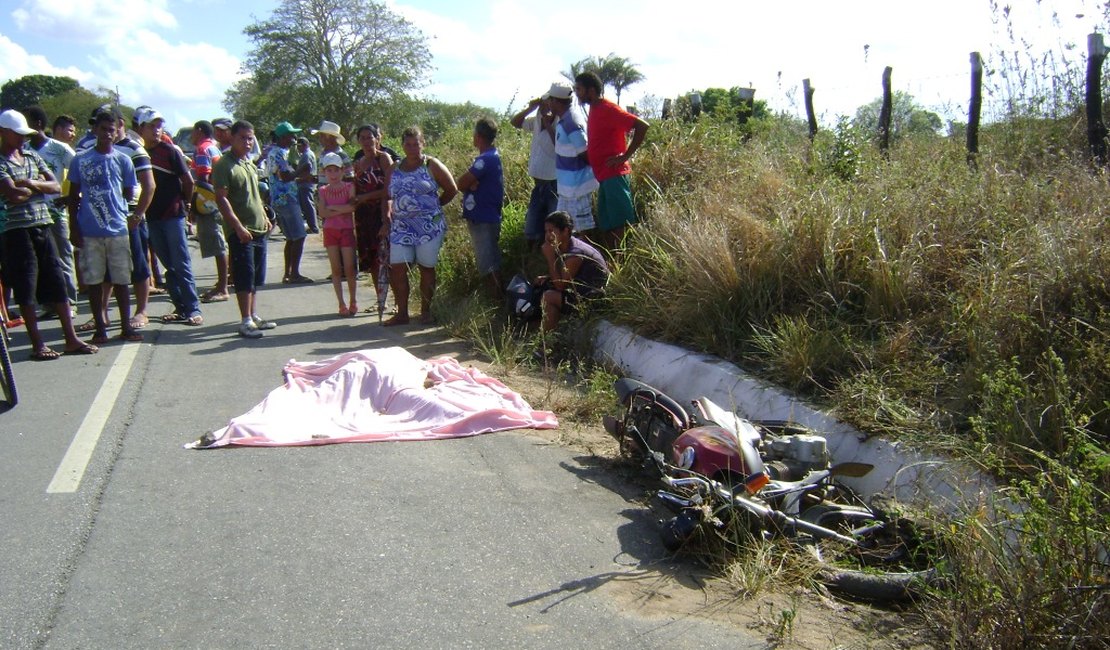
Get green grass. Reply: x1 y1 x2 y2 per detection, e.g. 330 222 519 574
430 106 1109 647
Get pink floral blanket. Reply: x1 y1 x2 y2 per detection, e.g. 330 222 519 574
187 347 558 448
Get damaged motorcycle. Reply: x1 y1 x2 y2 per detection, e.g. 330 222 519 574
603 378 940 602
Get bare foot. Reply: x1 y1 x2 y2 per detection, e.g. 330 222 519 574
383 314 409 326
418 313 435 325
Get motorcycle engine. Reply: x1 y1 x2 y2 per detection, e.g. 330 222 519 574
764 434 829 479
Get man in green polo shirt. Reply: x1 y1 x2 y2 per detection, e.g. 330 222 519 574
212 120 277 339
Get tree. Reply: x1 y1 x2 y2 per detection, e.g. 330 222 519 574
699 87 768 124
1 75 80 111
225 0 431 135
39 87 117 127
852 91 943 140
563 53 645 105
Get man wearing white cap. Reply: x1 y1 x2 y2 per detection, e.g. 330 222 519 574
311 120 352 183
511 87 558 249
0 109 97 359
547 81 598 238
135 108 203 325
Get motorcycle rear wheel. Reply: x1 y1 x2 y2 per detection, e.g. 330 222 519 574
799 504 939 602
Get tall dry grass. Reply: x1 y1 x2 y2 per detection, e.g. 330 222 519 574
430 107 1108 646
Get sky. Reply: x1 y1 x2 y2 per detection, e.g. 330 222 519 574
0 0 1104 132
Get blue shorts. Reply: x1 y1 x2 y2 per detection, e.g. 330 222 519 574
389 230 445 268
466 220 502 275
227 232 268 293
273 201 306 241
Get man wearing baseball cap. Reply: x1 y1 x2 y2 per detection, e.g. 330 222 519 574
548 81 598 239
268 121 312 283
0 109 97 358
135 108 203 325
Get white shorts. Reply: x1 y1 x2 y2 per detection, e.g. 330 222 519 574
389 230 445 268
557 194 595 232
79 235 133 285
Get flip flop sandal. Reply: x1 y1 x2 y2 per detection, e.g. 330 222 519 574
185 315 204 326
76 318 99 332
129 316 149 330
119 331 143 342
162 313 187 323
200 293 228 303
30 348 61 361
64 343 99 356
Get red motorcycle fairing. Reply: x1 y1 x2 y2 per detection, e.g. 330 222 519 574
673 424 766 481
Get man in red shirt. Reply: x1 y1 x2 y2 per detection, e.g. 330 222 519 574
574 71 649 251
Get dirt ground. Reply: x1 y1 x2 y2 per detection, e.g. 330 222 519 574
487 361 938 650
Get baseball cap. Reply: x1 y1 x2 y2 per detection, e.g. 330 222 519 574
0 109 37 135
273 121 302 138
135 107 164 126
542 81 573 100
319 152 344 169
212 117 233 130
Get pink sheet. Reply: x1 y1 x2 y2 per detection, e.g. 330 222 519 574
187 347 558 448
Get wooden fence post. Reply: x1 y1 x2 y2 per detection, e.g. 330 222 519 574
1087 33 1108 166
967 52 983 168
878 66 893 155
803 79 818 140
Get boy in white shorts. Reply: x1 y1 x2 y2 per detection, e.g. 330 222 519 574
67 109 143 344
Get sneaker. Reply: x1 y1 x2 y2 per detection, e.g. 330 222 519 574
252 315 277 330
238 322 263 339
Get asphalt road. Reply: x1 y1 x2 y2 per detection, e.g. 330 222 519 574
0 232 765 649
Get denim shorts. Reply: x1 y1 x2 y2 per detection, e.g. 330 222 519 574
227 232 268 293
273 201 306 241
128 219 151 283
466 220 502 275
389 229 445 268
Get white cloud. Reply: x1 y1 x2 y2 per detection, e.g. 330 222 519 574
4 0 242 128
0 34 90 83
12 0 177 45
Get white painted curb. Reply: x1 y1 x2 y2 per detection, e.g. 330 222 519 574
593 321 992 509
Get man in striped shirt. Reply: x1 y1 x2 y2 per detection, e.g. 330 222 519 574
547 81 598 242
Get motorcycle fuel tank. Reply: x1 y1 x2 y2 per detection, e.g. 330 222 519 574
673 425 766 482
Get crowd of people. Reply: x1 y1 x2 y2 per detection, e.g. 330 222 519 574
0 71 645 359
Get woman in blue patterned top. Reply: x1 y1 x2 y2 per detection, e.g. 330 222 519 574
384 126 457 326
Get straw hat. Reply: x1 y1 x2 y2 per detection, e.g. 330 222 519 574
309 120 345 145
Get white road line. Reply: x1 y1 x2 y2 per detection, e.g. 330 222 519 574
46 343 141 494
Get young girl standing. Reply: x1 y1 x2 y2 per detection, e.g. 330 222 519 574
317 152 358 316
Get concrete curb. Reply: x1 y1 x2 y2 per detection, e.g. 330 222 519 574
592 321 992 509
